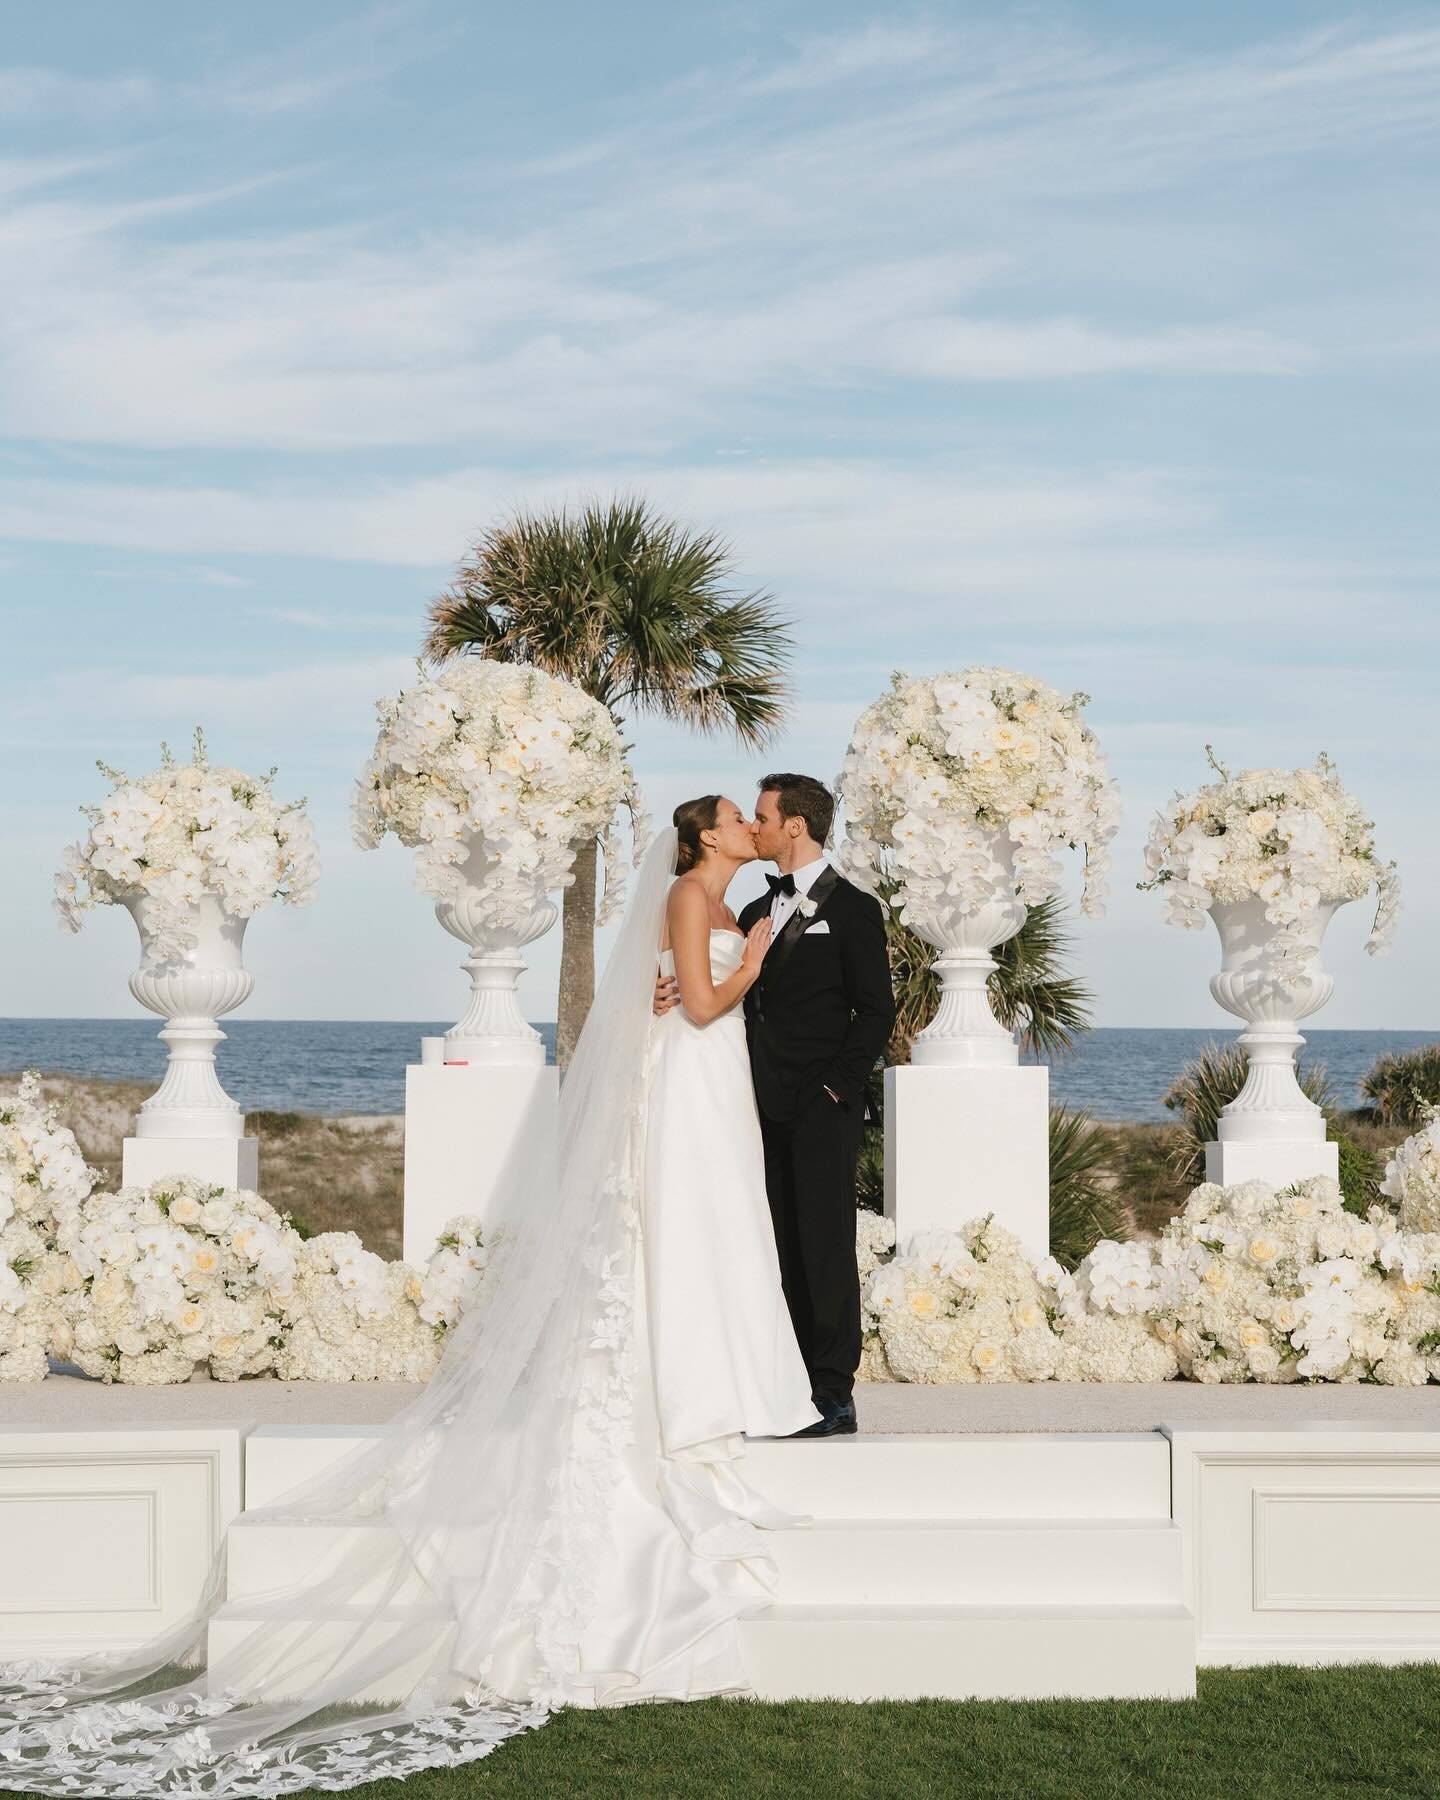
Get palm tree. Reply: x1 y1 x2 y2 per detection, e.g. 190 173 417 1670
424 496 792 1064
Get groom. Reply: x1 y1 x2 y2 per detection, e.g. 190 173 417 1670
655 775 893 1433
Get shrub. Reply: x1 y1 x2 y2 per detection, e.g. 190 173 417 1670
1360 1044 1440 1128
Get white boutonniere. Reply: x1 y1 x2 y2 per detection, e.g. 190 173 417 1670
796 894 819 919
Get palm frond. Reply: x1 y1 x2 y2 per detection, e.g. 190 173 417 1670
1048 1105 1127 1270
424 496 792 745
1163 1041 1335 1191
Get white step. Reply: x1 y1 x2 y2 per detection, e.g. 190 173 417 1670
243 1426 381 1510
206 1601 457 1705
744 1434 1171 1521
742 1603 1196 1700
770 1518 1184 1606
226 1517 434 1607
244 1428 1173 1523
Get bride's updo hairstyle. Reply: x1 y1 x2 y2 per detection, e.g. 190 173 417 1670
673 795 721 874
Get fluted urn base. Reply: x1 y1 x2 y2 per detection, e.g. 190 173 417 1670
1203 896 1346 1193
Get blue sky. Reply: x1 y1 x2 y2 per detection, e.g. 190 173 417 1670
2 2 1436 1031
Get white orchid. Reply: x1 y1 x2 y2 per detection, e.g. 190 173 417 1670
54 730 318 963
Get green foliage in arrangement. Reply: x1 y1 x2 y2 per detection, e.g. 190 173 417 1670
424 495 792 1064
1162 1041 1379 1214
1360 1041 1440 1126
885 897 1093 1068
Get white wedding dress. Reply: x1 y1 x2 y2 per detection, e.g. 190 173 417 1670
0 830 821 1796
648 930 820 1454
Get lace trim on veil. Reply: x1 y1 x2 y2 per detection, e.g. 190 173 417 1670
0 833 678 1796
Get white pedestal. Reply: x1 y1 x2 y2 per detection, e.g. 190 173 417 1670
884 1063 1049 1260
1204 1137 1339 1190
121 1135 258 1192
402 1055 558 1264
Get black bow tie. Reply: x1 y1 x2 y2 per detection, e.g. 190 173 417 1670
766 872 796 900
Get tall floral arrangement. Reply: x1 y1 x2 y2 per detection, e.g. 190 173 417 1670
1140 749 1399 961
352 662 647 929
835 668 1121 927
53 730 319 965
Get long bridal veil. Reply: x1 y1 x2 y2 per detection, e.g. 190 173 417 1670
1 827 685 1796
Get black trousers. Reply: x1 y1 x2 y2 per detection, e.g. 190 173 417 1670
759 1092 864 1407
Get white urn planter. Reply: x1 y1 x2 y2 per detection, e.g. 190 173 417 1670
432 871 556 1069
121 892 258 1191
886 834 1049 1260
909 836 1028 1068
404 832 560 1263
1204 896 1342 1188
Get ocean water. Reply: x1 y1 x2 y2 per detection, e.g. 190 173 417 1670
0 1019 1433 1123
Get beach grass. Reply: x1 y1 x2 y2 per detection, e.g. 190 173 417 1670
6 1072 1411 1269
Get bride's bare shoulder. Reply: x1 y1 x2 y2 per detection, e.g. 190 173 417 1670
667 875 708 919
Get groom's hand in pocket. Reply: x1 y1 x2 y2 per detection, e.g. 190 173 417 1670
653 973 680 1016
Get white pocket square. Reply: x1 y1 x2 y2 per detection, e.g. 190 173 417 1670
804 920 831 934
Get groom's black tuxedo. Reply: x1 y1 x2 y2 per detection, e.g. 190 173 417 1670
738 864 895 1408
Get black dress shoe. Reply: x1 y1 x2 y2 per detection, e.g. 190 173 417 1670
787 1399 858 1438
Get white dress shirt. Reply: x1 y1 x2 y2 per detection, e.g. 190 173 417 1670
768 852 830 934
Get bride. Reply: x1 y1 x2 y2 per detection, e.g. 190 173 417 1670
0 803 826 1794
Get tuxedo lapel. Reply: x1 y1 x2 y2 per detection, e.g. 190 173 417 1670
762 863 840 988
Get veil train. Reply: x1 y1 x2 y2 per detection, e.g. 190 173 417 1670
0 825 783 1795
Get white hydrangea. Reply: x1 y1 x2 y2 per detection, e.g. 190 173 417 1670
1141 751 1399 960
274 1232 440 1383
54 730 318 965
1118 1174 1425 1384
352 662 647 930
835 667 1121 927
57 1177 295 1384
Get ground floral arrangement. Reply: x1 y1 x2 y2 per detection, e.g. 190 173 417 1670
1140 748 1400 960
352 660 648 929
7 1070 1440 1387
0 1073 488 1385
859 1117 1440 1386
835 666 1123 925
52 730 319 966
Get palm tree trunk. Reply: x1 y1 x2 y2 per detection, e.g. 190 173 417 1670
556 834 598 1068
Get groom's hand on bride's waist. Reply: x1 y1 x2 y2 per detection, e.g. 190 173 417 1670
652 973 681 1016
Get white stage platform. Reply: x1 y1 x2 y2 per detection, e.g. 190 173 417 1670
3 1375 1438 1701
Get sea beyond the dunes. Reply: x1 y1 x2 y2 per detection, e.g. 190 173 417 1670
1 1020 1432 1124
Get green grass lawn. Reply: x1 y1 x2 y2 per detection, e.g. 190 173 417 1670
5 1665 1437 1799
